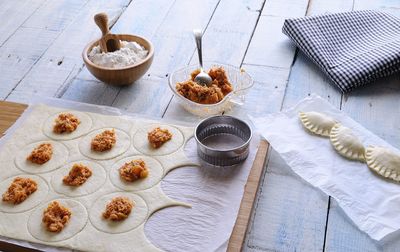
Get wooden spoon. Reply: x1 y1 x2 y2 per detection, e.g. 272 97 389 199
94 13 121 53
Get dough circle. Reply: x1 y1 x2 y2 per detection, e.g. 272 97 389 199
110 155 164 191
79 128 130 160
28 199 88 242
15 141 69 174
89 192 148 234
51 160 107 197
0 174 48 213
43 111 93 140
133 124 184 156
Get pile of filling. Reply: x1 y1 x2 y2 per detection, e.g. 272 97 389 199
63 164 92 186
176 67 233 104
53 113 80 134
42 201 72 232
91 129 116 152
102 197 134 221
119 159 149 182
147 127 172 149
27 143 53 164
2 177 37 204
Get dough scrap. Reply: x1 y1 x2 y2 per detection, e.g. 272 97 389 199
110 156 163 192
330 123 365 162
89 192 148 234
299 111 337 137
15 141 69 174
28 199 88 242
79 128 130 160
366 146 400 182
51 160 106 197
43 111 92 140
133 124 184 156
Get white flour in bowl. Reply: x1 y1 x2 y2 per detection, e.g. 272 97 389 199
88 40 148 68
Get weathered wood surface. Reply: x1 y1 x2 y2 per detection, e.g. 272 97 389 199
1 0 400 251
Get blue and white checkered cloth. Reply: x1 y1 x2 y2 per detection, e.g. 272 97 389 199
283 10 400 92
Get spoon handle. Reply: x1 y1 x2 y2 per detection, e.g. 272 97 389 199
193 29 204 70
94 13 110 36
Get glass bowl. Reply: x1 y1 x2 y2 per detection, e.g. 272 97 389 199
168 62 254 117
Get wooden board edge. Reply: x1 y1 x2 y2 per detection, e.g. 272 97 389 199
227 139 269 252
0 101 28 137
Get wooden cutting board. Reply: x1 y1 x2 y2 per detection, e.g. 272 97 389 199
0 101 269 252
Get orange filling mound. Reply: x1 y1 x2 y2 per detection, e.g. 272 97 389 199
27 143 53 164
91 129 116 152
102 197 134 221
119 159 149 182
53 113 80 134
147 127 172 149
42 201 72 232
176 67 233 104
2 177 38 204
63 164 92 186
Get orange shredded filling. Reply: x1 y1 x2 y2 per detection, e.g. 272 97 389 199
63 164 92 186
27 143 53 165
102 197 134 221
2 177 37 204
53 113 80 134
147 127 172 149
119 159 149 182
176 67 233 104
42 201 72 233
91 129 116 152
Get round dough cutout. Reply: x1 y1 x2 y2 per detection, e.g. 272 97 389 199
133 124 184 156
89 192 148 234
15 141 69 174
28 199 88 242
79 128 130 160
43 111 93 140
0 175 49 213
110 156 163 192
51 160 107 197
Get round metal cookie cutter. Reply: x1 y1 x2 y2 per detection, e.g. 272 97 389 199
194 115 252 166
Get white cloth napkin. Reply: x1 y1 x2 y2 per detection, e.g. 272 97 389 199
251 94 400 240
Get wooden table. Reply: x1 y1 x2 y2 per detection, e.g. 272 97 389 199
1 0 399 251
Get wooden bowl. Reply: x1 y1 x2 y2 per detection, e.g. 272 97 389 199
82 34 154 85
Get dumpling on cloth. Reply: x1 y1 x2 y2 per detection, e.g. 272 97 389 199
330 123 365 162
366 146 400 182
299 111 337 137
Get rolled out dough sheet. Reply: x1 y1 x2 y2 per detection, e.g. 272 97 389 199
0 100 258 252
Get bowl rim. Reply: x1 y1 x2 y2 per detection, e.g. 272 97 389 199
168 61 254 108
82 34 154 71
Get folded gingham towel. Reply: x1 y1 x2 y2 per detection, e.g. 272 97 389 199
282 10 400 92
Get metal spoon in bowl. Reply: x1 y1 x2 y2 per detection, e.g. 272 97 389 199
193 29 212 86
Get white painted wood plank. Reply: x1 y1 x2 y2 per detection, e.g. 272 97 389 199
243 16 297 68
0 0 47 46
261 0 309 17
21 0 88 31
244 153 328 252
354 0 400 17
5 0 131 103
243 0 355 251
325 1 400 250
